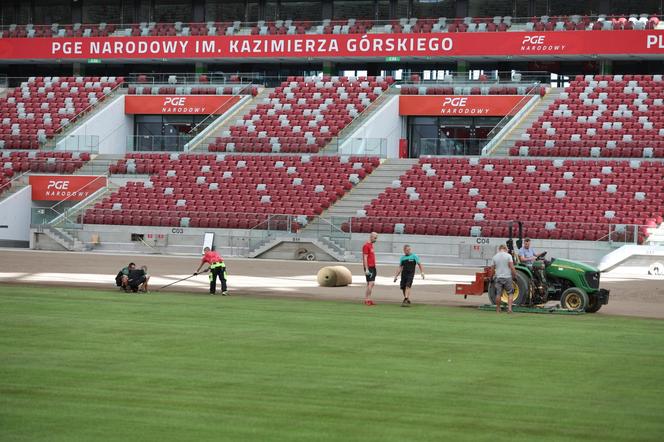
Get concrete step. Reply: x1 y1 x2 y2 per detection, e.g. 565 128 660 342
490 88 564 156
199 88 273 150
74 153 124 175
320 158 419 218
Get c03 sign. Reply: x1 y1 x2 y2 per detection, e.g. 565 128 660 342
171 228 185 234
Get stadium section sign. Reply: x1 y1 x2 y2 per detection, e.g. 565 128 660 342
399 95 527 116
1 31 664 60
124 95 240 114
29 175 107 201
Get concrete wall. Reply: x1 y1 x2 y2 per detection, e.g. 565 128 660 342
56 95 132 154
0 186 32 247
259 241 335 261
347 233 614 268
50 223 614 269
340 95 402 158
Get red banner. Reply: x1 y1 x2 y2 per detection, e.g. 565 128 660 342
0 31 663 60
399 95 528 116
124 95 240 114
29 175 107 201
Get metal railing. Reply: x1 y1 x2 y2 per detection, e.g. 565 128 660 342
186 93 253 140
38 134 101 152
484 85 541 138
128 135 195 152
481 90 542 156
127 72 260 88
416 138 489 156
344 216 648 244
0 170 31 197
196 135 388 157
400 72 548 86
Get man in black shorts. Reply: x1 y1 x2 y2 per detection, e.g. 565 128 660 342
362 232 378 306
393 245 425 307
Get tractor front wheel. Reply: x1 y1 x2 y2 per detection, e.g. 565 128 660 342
585 294 603 313
488 272 530 306
561 287 589 312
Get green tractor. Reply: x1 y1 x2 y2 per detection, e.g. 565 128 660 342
456 221 610 313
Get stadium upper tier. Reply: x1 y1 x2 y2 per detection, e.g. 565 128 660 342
513 75 664 159
210 75 393 154
0 15 661 38
348 157 664 242
0 76 124 150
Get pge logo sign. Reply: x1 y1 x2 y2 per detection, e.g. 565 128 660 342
47 180 70 190
520 34 566 52
163 97 186 106
442 97 468 107
522 35 546 46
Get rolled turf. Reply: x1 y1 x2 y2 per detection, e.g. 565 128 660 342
1 284 663 441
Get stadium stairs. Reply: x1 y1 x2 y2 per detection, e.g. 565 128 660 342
190 87 273 152
251 158 418 260
488 88 564 156
73 153 127 175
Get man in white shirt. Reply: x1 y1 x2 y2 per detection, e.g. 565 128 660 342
492 244 518 313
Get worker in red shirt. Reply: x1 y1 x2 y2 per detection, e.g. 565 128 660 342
195 247 228 295
362 232 378 306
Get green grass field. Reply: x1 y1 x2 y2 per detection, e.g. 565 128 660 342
1 285 663 441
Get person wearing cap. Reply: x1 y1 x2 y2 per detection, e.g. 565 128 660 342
195 247 228 296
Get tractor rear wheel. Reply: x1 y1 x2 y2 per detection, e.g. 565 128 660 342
585 294 603 313
561 287 589 311
488 272 530 306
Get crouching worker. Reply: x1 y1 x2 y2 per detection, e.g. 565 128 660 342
128 265 150 293
195 247 228 296
115 262 136 291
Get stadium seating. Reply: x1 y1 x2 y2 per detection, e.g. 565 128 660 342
0 151 89 197
208 75 393 154
84 153 379 229
0 76 124 149
347 157 664 242
526 14 659 31
512 75 664 158
2 14 657 39
0 22 117 38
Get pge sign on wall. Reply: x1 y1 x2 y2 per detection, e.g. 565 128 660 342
124 95 241 115
29 175 107 201
399 95 528 116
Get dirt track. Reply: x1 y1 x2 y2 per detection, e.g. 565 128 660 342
1 249 663 319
